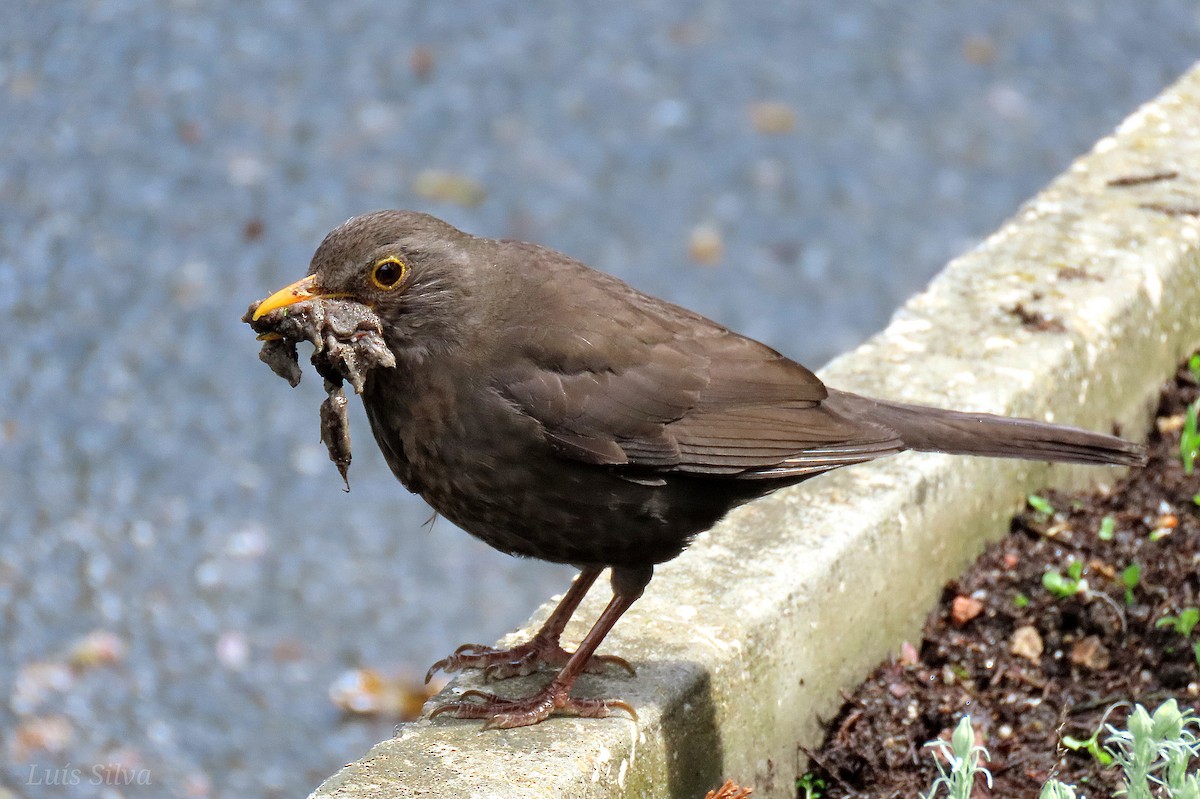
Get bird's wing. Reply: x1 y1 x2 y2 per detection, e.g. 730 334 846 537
494 263 903 479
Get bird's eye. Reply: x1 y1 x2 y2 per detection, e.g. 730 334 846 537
370 257 408 289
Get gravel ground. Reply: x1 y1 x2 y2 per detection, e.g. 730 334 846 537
1 3 1197 798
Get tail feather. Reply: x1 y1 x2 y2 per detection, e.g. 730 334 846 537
827 391 1147 468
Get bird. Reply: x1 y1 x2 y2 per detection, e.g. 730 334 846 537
250 210 1146 729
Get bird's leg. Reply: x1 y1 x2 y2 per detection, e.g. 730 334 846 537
428 565 651 728
424 566 633 683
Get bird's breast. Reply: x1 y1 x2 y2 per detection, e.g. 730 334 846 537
357 357 746 567
361 360 540 519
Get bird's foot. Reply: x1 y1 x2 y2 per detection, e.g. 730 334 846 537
425 638 634 683
428 686 637 729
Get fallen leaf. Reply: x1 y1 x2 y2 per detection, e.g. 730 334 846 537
688 225 723 265
413 169 487 207
748 101 796 134
705 779 753 799
10 715 74 760
961 35 997 65
410 46 435 80
69 630 126 669
329 668 439 719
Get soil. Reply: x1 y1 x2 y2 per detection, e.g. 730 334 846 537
803 354 1200 799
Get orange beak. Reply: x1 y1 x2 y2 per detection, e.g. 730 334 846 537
252 275 348 321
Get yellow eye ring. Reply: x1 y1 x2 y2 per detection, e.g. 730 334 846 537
371 256 408 290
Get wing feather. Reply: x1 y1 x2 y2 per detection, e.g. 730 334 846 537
491 244 902 478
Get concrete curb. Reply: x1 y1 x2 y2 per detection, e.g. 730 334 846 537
309 63 1200 799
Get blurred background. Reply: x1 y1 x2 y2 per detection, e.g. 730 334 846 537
1 2 1197 797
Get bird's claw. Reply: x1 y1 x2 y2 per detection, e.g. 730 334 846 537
428 687 637 729
425 639 635 684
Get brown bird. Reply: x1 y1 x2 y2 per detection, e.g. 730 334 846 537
252 210 1145 728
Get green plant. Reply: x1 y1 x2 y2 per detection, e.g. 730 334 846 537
796 771 825 799
1105 699 1200 799
1100 515 1117 541
1122 563 1142 606
1188 353 1200 384
928 703 1200 799
922 717 992 799
1040 779 1079 799
1014 592 1031 609
1182 400 1200 476
1064 725 1116 766
1028 493 1056 515
1063 703 1126 767
1156 608 1200 637
1044 560 1087 599
1042 559 1127 631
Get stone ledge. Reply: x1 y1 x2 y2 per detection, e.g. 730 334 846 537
310 63 1200 799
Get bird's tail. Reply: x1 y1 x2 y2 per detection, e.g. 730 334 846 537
828 391 1147 467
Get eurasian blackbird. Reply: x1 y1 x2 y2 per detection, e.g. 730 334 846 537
251 210 1146 728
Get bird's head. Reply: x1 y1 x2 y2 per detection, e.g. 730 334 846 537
253 210 483 356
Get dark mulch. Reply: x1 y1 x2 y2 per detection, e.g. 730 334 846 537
804 355 1200 799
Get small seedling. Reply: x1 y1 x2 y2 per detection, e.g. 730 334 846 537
1193 493 1200 508
922 717 992 799
927 702 1200 799
1189 352 1200 384
1039 780 1078 799
1063 727 1116 767
797 771 825 799
1156 607 1200 637
1105 699 1200 799
1028 494 1056 515
1014 592 1030 609
1042 560 1127 631
1099 515 1116 541
1121 563 1141 606
1043 560 1086 599
1062 702 1123 767
1182 399 1200 476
